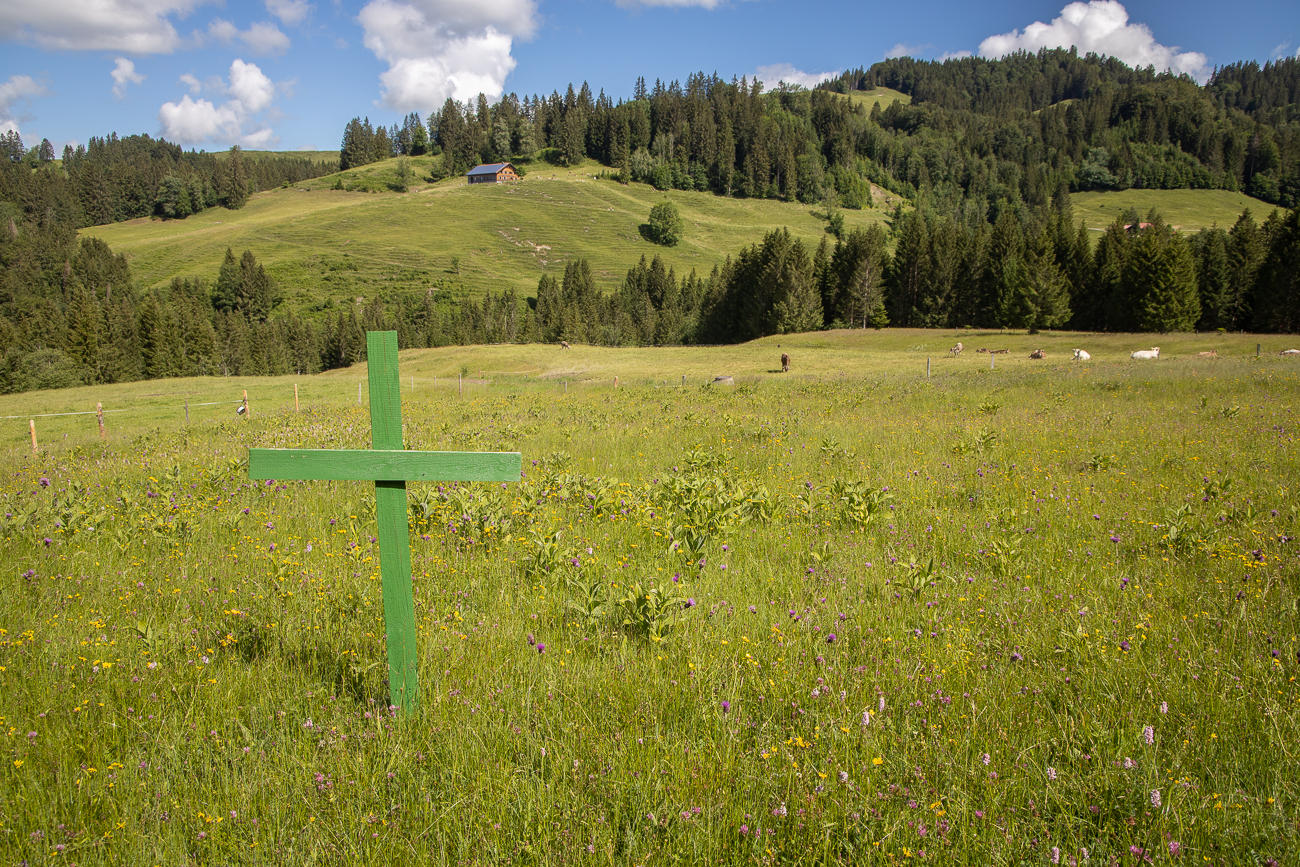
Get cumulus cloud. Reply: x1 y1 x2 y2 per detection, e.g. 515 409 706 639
979 1 1209 82
0 74 48 134
111 57 147 98
939 50 973 62
357 0 538 112
885 43 929 59
265 0 312 26
0 0 210 54
158 58 277 146
751 63 840 91
207 17 290 54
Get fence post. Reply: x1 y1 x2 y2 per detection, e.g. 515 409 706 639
185 399 189 424
1257 343 1261 357
242 390 249 418
681 374 685 387
295 383 300 413
927 358 931 378
614 376 619 389
29 419 37 454
459 372 463 396
97 403 105 438
991 354 995 370
358 382 363 405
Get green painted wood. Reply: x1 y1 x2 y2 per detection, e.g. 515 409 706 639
248 449 521 482
245 330 520 717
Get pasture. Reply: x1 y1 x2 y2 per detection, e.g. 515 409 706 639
80 161 889 311
1068 189 1276 234
1 329 1298 865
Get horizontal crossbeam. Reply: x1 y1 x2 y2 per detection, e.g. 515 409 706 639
248 448 521 483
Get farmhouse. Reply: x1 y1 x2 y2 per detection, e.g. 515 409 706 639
466 163 520 184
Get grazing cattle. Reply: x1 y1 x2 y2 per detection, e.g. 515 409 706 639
1195 350 1219 358
949 341 964 357
1029 349 1046 359
712 375 735 386
560 340 570 349
1073 349 1091 361
781 353 790 372
1131 347 1160 360
1281 349 1300 356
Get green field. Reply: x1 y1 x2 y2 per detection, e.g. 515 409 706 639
1069 189 1277 233
843 88 912 112
2 329 1297 864
81 160 890 310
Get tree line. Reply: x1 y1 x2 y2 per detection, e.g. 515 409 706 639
0 131 337 229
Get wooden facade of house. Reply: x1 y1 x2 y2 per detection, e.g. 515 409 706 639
466 163 520 184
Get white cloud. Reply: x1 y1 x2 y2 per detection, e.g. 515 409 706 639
979 1 1210 83
357 0 538 113
158 58 278 146
266 0 312 26
939 50 973 62
0 0 210 54
295 143 319 151
751 63 839 91
0 74 48 134
886 43 929 59
207 17 289 55
1270 42 1291 60
228 58 275 113
111 57 146 98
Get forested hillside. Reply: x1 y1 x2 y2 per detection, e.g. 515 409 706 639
0 51 1297 393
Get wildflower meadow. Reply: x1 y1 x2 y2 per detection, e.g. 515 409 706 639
1 337 1297 865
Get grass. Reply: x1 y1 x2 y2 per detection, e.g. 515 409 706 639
1 330 1298 864
843 88 912 112
1069 189 1277 233
80 159 891 312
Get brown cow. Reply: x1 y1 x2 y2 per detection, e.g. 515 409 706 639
1029 349 1046 359
950 341 964 357
1195 350 1218 358
560 341 570 349
781 353 790 372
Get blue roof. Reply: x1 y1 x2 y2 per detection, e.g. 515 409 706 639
466 163 511 176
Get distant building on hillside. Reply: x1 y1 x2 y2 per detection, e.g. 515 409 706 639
466 163 519 184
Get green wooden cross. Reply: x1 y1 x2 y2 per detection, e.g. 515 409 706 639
247 331 520 714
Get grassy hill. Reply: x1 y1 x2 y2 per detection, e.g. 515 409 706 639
1069 188 1276 233
80 158 892 311
843 87 911 111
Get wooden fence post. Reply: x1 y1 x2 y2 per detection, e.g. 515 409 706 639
242 390 250 418
97 403 105 438
295 383 300 413
29 420 37 454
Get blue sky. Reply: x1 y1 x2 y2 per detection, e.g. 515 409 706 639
2 0 1296 154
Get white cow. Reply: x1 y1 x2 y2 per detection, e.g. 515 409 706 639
1281 349 1300 356
1072 349 1091 361
1131 347 1160 360
949 341 964 357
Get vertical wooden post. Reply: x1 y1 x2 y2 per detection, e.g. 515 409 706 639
927 358 931 378
564 380 568 393
682 374 685 387
358 382 363 405
185 399 189 423
459 372 463 396
411 375 414 391
1257 343 1261 357
29 420 37 454
96 403 105 438
991 354 995 370
614 376 619 389
242 390 249 418
295 383 300 413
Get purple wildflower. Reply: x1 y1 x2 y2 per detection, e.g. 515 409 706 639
720 700 730 714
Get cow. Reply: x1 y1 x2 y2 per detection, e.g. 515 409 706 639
1281 349 1300 356
1073 349 1091 361
560 341 570 349
1029 349 1046 359
1131 347 1160 360
1195 350 1219 358
949 342 963 357
781 353 790 372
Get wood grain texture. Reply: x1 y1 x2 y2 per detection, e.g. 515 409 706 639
367 332 404 451
248 449 522 482
375 479 419 713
